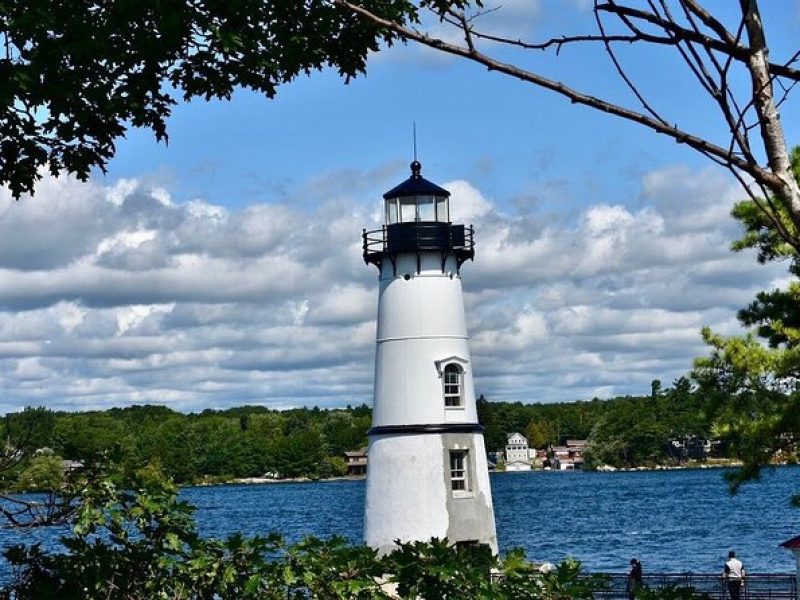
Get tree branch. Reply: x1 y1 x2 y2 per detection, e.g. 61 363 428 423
333 0 790 198
596 2 800 81
594 0 668 125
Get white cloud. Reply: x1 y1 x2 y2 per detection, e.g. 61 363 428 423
13 358 53 381
96 229 158 258
445 180 493 221
52 302 87 334
0 164 788 413
116 304 175 335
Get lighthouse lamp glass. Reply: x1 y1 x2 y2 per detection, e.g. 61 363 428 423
384 195 450 224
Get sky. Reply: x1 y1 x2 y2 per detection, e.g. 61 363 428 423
1 1 799 413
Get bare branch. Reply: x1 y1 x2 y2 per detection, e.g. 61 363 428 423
596 2 800 81
464 30 672 54
665 2 718 96
785 48 800 68
0 483 82 528
434 0 799 86
333 0 789 198
671 0 756 165
681 0 738 47
447 8 476 52
594 0 668 125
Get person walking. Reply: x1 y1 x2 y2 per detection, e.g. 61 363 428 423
724 550 745 600
627 558 643 600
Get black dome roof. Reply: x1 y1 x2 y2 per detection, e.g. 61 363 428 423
382 161 451 200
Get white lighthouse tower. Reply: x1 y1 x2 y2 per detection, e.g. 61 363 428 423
362 161 497 554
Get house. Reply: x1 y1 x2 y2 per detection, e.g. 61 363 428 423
505 432 532 471
669 436 723 460
61 459 84 473
344 447 368 477
551 439 587 470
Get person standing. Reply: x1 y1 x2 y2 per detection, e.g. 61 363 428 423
627 558 643 600
724 550 745 600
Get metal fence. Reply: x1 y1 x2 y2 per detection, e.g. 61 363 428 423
591 573 796 599
282 572 796 599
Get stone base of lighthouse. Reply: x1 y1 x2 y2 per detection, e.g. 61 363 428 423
364 432 498 555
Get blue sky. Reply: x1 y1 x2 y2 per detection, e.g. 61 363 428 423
0 1 798 412
104 1 800 211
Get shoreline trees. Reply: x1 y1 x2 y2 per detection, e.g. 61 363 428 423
4 382 781 498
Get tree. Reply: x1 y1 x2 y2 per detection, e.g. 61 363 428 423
272 428 326 479
524 419 556 449
693 148 800 504
334 0 800 253
11 453 63 492
3 406 56 452
650 380 662 402
584 396 671 467
0 0 399 198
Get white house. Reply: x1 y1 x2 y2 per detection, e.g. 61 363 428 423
505 432 532 471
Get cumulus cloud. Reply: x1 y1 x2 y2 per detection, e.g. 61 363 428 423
0 165 786 412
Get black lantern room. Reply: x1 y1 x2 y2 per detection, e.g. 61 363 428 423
363 161 474 273
382 160 450 224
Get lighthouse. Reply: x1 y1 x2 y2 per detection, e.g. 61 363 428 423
362 161 498 554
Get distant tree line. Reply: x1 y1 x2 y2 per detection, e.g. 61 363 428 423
1 404 372 489
5 374 788 493
478 377 719 468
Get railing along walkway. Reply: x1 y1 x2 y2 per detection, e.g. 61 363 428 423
591 573 796 599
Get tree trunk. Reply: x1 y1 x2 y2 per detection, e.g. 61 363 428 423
740 0 800 218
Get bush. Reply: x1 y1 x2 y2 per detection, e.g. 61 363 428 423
11 455 64 492
2 479 620 599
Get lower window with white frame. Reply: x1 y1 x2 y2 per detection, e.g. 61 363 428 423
449 449 468 492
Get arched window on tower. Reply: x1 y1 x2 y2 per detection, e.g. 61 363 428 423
443 364 463 408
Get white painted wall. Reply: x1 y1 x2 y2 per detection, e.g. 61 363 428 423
373 252 477 426
364 434 449 554
365 241 497 554
505 461 532 472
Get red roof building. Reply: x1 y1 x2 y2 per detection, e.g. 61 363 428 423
780 535 800 550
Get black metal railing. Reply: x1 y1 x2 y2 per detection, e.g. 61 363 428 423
362 222 475 267
288 572 796 599
589 573 796 599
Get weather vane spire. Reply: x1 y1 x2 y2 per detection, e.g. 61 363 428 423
413 121 418 162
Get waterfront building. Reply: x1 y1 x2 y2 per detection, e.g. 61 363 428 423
505 432 532 471
362 161 498 555
554 439 587 470
344 447 368 477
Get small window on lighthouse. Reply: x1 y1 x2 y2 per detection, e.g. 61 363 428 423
443 364 463 407
436 196 449 222
449 450 468 491
386 199 398 224
418 195 435 221
400 197 416 222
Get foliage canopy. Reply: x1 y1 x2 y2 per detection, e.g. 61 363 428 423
694 147 800 504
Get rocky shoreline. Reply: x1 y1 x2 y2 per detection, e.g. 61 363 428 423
197 460 762 488
197 474 367 487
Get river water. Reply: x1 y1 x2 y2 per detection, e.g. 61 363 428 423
3 466 798 574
